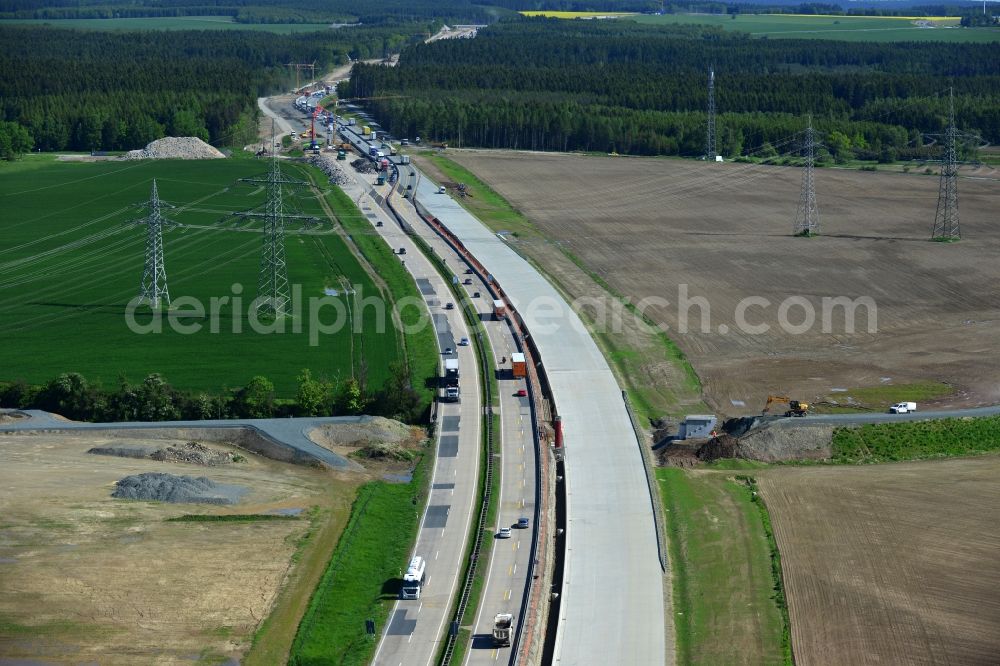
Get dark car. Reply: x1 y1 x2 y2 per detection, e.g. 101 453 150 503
517 517 530 529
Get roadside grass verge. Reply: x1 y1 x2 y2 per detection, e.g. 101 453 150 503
657 468 786 665
420 154 706 421
322 181 438 411
288 455 430 666
243 491 359 666
832 415 1000 464
812 381 953 413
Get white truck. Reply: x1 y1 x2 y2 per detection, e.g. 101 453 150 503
401 556 426 599
492 613 513 647
889 402 917 414
444 358 460 402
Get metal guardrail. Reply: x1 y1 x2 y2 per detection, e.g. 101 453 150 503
622 390 667 572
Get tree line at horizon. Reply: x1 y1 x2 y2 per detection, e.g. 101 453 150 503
342 18 1000 159
2 0 992 22
0 0 506 23
0 366 426 423
0 23 429 155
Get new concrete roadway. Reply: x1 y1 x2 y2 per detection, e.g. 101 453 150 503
410 173 669 664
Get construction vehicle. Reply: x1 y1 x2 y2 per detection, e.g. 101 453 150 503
336 149 347 160
763 395 809 417
376 173 386 186
492 613 513 647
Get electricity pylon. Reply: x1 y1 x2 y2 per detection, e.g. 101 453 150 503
793 116 819 237
931 88 960 241
232 125 317 318
136 180 175 308
705 67 717 160
257 156 291 318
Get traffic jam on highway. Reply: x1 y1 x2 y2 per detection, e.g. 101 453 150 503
294 99 543 662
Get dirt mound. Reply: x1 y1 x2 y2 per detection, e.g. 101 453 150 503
123 136 225 160
698 422 835 462
310 416 412 449
696 434 741 461
150 441 241 465
352 441 416 461
351 157 377 174
89 441 240 466
656 441 701 467
112 472 248 504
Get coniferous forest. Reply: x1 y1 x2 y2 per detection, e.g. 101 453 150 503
0 24 429 152
343 18 1000 160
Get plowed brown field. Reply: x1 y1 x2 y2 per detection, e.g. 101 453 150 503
756 457 1000 665
450 151 1000 414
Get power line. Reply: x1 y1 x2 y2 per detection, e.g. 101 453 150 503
931 88 960 241
135 180 176 308
231 125 316 318
793 115 820 237
704 66 717 161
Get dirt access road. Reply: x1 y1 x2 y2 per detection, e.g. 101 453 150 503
0 433 353 665
449 151 1000 414
756 456 1000 665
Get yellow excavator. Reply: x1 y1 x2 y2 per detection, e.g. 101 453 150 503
763 395 809 417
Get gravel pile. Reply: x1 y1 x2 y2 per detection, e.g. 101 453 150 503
150 441 240 466
112 472 248 504
89 446 152 459
122 136 225 160
351 158 377 174
89 441 239 466
307 154 351 186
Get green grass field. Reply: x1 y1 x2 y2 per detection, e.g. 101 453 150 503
0 16 333 32
657 468 787 665
832 415 1000 463
632 12 1000 42
289 454 428 665
0 155 431 399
